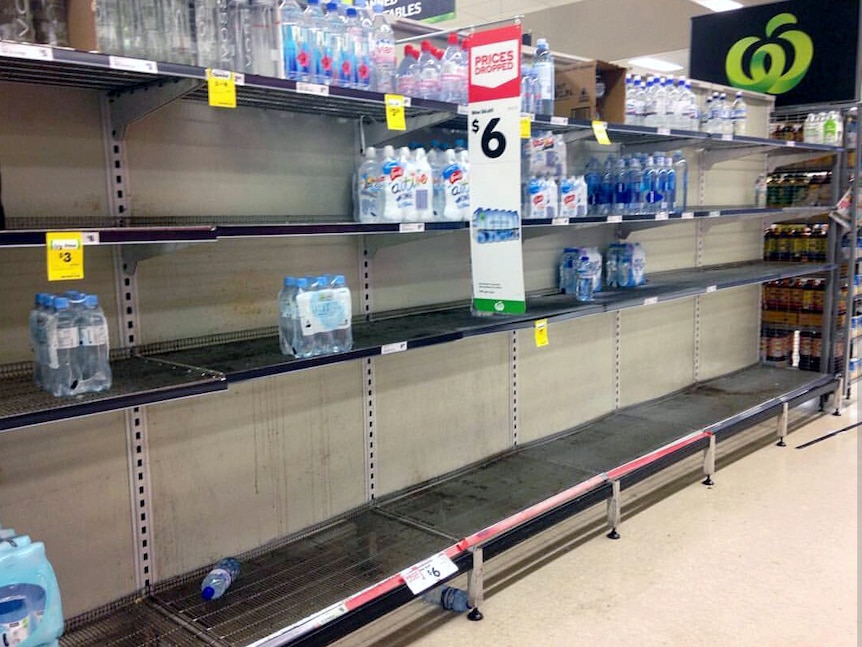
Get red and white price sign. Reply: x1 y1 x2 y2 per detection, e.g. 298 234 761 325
466 24 526 315
400 552 459 594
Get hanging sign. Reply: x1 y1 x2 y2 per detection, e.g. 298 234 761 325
207 69 237 109
689 0 860 107
381 0 456 23
46 232 84 281
467 24 526 315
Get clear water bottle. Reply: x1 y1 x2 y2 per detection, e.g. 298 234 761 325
532 38 554 116
302 0 326 83
599 157 614 216
370 3 395 93
29 294 48 388
312 275 334 355
233 0 278 77
702 96 713 133
201 557 240 601
416 40 441 100
292 277 316 358
440 33 465 104
559 248 578 294
94 0 124 54
78 295 112 393
421 585 471 612
280 0 307 81
278 276 297 354
0 0 35 43
330 275 353 353
803 113 818 143
576 256 595 302
319 1 347 86
413 148 433 220
584 157 601 216
396 44 419 96
612 157 628 215
397 146 417 221
626 157 643 214
47 297 81 397
643 155 660 213
355 146 381 222
123 0 168 62
33 0 68 47
521 65 536 114
653 77 668 129
344 7 370 89
633 76 647 126
684 79 699 131
672 150 687 213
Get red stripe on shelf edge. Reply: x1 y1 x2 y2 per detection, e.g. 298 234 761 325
606 430 710 481
456 474 608 550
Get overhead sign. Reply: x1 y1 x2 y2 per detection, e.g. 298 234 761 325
467 24 526 315
381 0 456 23
689 0 860 106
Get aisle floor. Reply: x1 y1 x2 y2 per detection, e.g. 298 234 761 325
395 403 858 647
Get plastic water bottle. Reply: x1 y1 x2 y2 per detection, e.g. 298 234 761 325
33 0 69 46
599 157 614 216
370 4 396 93
355 146 382 222
612 157 628 215
94 0 123 54
440 33 465 104
312 275 334 355
201 557 240 601
672 150 687 213
379 145 401 221
318 2 342 86
0 0 35 43
330 275 353 353
654 77 669 129
412 148 433 220
280 0 307 81
702 95 713 133
397 147 417 221
803 113 818 143
302 0 326 83
291 278 316 357
415 41 441 100
421 585 471 612
643 156 660 213
241 0 278 77
456 149 470 220
576 256 595 302
278 276 297 354
684 79 699 131
77 295 111 393
584 157 601 216
396 44 419 96
29 294 47 388
662 156 676 212
533 38 554 116
47 297 81 397
627 157 643 214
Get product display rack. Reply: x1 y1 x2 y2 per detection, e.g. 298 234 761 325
0 37 845 647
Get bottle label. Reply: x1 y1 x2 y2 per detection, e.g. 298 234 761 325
373 39 396 65
56 326 79 350
297 289 352 336
210 567 233 588
81 325 108 347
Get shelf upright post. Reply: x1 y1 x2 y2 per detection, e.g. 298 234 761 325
606 479 621 540
776 401 789 447
510 331 518 447
467 546 485 622
101 92 156 592
702 432 716 486
360 236 378 502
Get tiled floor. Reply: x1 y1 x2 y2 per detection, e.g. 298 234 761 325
400 402 858 647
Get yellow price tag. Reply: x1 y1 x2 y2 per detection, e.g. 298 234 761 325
534 319 549 347
207 69 236 109
46 232 84 281
385 94 407 131
520 115 531 139
591 120 612 145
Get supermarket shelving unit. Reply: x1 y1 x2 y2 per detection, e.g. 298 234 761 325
0 41 844 647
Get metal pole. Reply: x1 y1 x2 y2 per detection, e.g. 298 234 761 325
776 401 789 447
467 546 485 621
607 479 621 539
702 433 716 486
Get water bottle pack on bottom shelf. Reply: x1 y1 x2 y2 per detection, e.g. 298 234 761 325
559 247 602 300
606 242 647 288
0 525 64 647
29 291 112 398
355 144 469 223
279 274 353 359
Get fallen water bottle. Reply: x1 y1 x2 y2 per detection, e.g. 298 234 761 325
201 557 240 601
421 585 471 612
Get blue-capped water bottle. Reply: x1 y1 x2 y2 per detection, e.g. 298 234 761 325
576 256 595 302
421 585 471 612
201 557 240 601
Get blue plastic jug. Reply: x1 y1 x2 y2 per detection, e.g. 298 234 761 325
0 534 63 647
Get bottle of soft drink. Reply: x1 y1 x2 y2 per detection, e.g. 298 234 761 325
416 40 441 100
330 275 353 353
532 38 554 116
77 295 112 393
421 586 471 612
201 557 240 601
396 44 419 96
576 256 595 302
278 276 297 354
440 33 465 104
370 3 396 93
47 297 81 397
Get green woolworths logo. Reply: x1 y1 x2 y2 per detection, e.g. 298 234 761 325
724 13 813 94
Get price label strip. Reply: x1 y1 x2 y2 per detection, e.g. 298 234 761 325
400 552 458 594
46 232 84 281
534 319 549 347
385 94 407 131
399 222 425 233
207 69 236 108
0 41 53 61
592 120 612 145
381 341 407 355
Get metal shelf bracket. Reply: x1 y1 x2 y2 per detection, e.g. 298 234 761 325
108 78 203 141
122 242 196 273
702 145 766 169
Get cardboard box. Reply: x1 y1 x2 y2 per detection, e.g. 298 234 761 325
762 310 798 325
553 60 626 124
67 0 98 53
